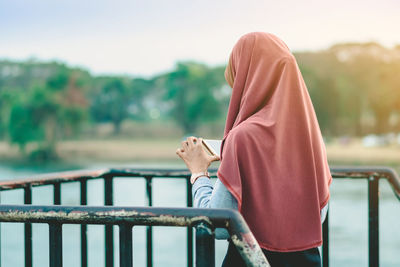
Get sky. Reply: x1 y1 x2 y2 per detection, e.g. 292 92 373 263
1 0 399 77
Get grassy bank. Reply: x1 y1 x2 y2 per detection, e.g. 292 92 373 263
1 139 400 168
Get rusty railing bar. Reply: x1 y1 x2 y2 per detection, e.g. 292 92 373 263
49 223 63 267
322 209 329 267
119 224 133 267
0 166 398 199
1 167 400 267
186 176 194 267
104 175 114 267
24 186 32 267
331 166 400 200
0 205 270 267
80 178 88 267
145 176 153 267
368 175 379 267
53 183 61 205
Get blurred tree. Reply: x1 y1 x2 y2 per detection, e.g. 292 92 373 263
8 101 42 152
0 90 12 138
296 51 342 135
129 78 155 120
331 42 400 134
90 77 131 134
300 64 340 136
2 42 400 144
7 69 88 160
161 62 225 134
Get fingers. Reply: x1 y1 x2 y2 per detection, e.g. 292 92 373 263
176 148 185 158
210 154 221 162
187 136 198 147
181 141 189 149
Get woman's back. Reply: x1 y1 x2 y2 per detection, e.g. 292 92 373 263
217 32 331 252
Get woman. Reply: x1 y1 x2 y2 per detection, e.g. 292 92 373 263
176 32 331 267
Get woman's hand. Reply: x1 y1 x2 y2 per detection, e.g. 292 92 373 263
176 136 220 174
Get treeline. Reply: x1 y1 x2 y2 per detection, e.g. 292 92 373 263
0 42 400 159
297 42 400 136
0 60 228 159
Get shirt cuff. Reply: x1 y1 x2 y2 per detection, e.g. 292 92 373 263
192 176 212 192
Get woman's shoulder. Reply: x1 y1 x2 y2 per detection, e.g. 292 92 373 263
226 122 256 143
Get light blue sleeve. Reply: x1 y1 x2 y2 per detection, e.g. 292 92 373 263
192 176 238 239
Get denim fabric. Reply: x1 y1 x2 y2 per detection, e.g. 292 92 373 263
192 176 328 241
192 176 238 239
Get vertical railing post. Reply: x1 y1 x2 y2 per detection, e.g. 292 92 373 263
0 191 1 267
195 222 215 267
80 178 88 267
368 176 379 267
322 209 329 267
145 176 153 267
119 224 133 267
53 183 61 205
186 177 193 267
24 185 32 267
104 175 114 267
49 223 63 267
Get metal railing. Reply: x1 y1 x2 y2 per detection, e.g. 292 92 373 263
0 205 268 267
0 166 399 267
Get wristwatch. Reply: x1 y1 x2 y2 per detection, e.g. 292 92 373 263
190 171 210 184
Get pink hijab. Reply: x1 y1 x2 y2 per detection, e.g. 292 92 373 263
217 32 332 252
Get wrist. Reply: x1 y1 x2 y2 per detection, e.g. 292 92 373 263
190 171 210 184
191 169 207 174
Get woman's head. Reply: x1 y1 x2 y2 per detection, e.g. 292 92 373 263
224 55 235 88
223 32 295 135
224 32 292 88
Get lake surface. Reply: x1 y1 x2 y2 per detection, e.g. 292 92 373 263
0 163 399 267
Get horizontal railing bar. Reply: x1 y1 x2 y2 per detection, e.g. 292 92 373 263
0 205 239 226
0 167 399 199
0 205 269 266
0 173 192 192
0 168 196 191
331 166 400 200
0 169 110 190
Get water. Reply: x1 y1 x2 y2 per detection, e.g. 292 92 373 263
0 163 399 267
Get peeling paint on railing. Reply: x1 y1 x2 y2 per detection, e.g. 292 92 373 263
0 205 269 266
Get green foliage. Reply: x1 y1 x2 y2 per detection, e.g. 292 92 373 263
296 43 400 135
4 68 88 160
90 77 132 134
300 65 340 135
161 62 226 134
8 103 42 151
1 40 400 158
130 78 155 120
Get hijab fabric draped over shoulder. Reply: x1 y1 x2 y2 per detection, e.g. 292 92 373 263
218 32 332 252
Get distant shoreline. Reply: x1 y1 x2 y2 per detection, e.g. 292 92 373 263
1 139 400 168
